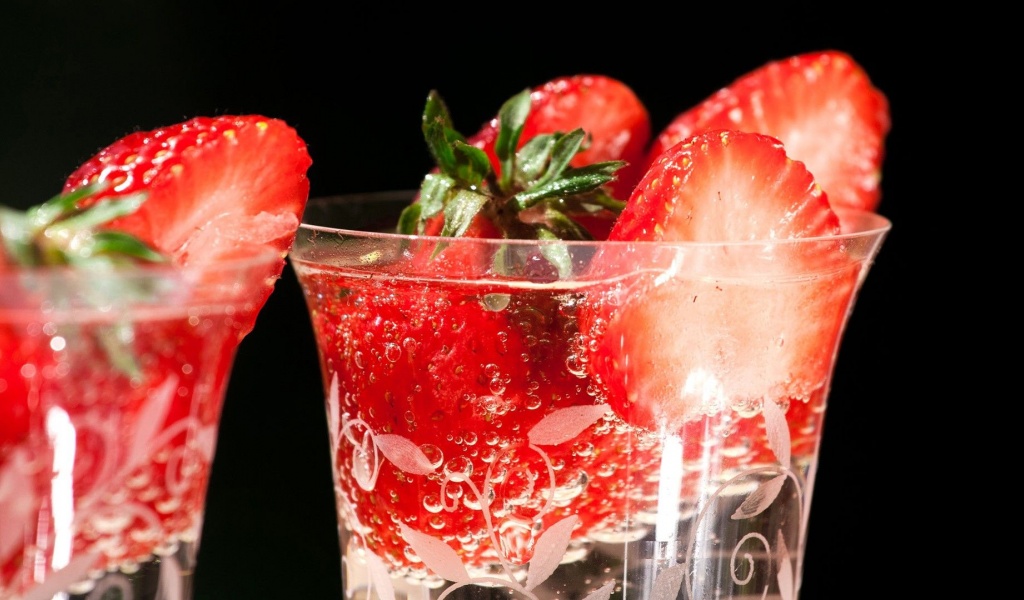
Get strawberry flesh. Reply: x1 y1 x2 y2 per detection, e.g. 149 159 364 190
298 267 662 571
616 129 839 242
647 50 890 212
64 115 312 267
586 130 854 433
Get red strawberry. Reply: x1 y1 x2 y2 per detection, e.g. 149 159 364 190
296 269 661 571
470 74 651 205
647 50 890 212
401 85 637 279
586 130 858 433
4 114 310 463
64 115 312 268
412 75 648 247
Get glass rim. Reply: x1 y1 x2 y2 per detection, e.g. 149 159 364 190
0 244 283 282
298 190 893 248
0 245 283 317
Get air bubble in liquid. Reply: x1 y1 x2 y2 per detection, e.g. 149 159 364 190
423 494 444 513
443 456 473 481
482 293 511 311
419 444 443 468
565 353 587 377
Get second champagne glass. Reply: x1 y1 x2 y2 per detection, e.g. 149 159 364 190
0 248 281 600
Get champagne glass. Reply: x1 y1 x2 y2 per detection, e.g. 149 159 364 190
1 248 281 600
290 192 889 600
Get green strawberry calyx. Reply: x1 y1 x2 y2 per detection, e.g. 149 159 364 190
0 183 164 269
0 184 168 377
398 89 628 277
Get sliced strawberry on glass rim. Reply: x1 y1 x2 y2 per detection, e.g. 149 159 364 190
64 115 311 267
583 130 862 434
647 50 890 212
62 115 311 338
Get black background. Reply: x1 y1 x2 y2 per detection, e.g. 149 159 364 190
2 2 928 598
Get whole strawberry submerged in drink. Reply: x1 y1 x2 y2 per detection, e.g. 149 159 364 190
293 51 892 600
0 116 311 599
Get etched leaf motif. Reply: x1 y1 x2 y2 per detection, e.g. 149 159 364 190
776 530 795 600
732 474 786 520
762 399 791 467
374 434 436 475
127 375 178 468
399 522 470 583
526 515 578 590
23 552 99 600
651 563 685 600
528 404 610 446
328 372 341 453
582 580 616 600
352 440 375 491
366 550 397 600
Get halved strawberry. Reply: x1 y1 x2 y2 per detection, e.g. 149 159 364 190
586 130 858 433
2 110 312 469
615 130 839 243
647 50 890 212
64 115 312 268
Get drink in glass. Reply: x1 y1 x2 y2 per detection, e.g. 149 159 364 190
290 191 890 599
0 250 281 599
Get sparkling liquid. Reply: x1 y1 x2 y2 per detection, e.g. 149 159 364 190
295 263 829 600
1 286 261 600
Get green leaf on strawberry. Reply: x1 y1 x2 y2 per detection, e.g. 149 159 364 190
402 88 626 240
0 184 164 269
401 88 630 278
0 184 167 383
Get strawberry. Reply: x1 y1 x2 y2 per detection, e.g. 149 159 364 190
468 74 650 205
1 185 167 459
404 75 649 255
400 88 630 278
585 130 857 433
64 115 312 269
646 50 890 212
299 266 662 571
